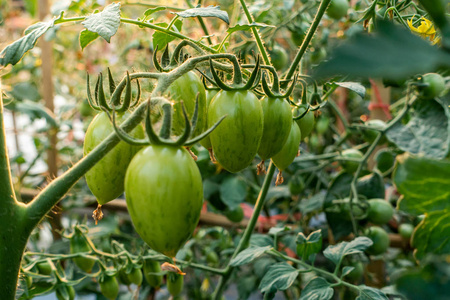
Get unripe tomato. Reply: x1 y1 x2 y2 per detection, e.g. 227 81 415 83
398 223 414 240
340 197 365 221
420 73 446 99
367 199 394 225
36 261 52 275
206 251 219 265
291 30 305 47
199 90 219 149
258 97 292 160
362 119 387 144
270 45 289 70
99 275 119 300
315 116 330 135
119 267 143 286
167 273 184 297
224 206 244 223
272 122 301 171
70 230 95 273
293 105 315 140
288 175 305 194
340 149 363 173
374 149 396 174
143 260 163 288
326 0 349 20
365 226 390 255
125 145 203 257
56 285 76 300
84 111 144 205
166 71 207 137
208 90 264 173
343 261 364 282
310 47 327 64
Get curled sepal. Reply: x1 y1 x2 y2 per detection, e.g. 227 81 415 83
173 101 192 145
145 102 163 145
159 104 172 140
96 73 110 110
261 72 277 98
107 67 116 95
293 104 311 120
241 55 261 91
86 73 101 110
197 69 220 91
152 45 171 73
115 72 133 113
209 59 234 91
130 79 141 108
185 115 227 146
190 94 200 137
104 106 150 147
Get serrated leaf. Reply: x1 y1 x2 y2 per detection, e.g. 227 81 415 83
219 176 247 210
230 246 271 266
79 29 99 50
268 226 289 236
386 98 450 159
82 2 121 43
143 6 166 17
175 6 229 24
259 263 299 293
314 20 450 80
152 19 183 50
296 230 323 261
300 277 334 300
356 286 389 300
0 20 54 67
227 22 275 34
333 82 365 99
342 266 355 277
324 237 373 265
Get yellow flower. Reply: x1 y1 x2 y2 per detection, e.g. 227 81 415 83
407 17 439 44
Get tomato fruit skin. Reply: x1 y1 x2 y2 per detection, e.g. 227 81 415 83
208 90 264 173
316 116 330 135
344 261 364 282
272 122 301 171
270 45 289 70
365 226 390 255
206 251 219 265
374 149 396 173
224 206 244 223
326 0 349 20
340 149 363 173
56 285 76 300
421 73 445 99
367 199 394 225
83 111 144 205
36 261 52 275
125 145 203 257
99 275 119 300
258 97 292 160
119 267 143 286
363 119 387 144
70 231 95 273
199 90 219 149
166 71 207 137
288 175 305 194
398 223 414 240
293 105 315 140
143 260 163 288
167 273 184 297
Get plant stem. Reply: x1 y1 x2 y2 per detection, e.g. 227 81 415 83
212 162 276 299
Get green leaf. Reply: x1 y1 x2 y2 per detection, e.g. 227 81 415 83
296 230 323 261
79 29 99 50
250 234 273 247
9 82 40 101
342 266 355 277
0 20 54 67
143 7 166 17
219 176 247 210
174 6 229 24
300 277 334 300
268 226 289 236
356 171 385 200
394 154 450 215
230 246 271 266
259 263 299 293
323 237 373 265
7 101 57 128
299 193 325 215
386 98 450 159
152 19 183 50
356 286 389 300
226 22 275 34
332 82 366 99
314 20 450 80
82 2 121 43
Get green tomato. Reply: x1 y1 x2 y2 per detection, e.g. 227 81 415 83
167 273 184 297
326 0 349 20
310 47 327 64
270 45 289 70
208 90 264 173
367 199 394 225
143 260 163 288
362 119 387 144
340 197 366 221
272 122 301 171
36 261 52 275
258 97 293 160
343 261 364 282
166 71 207 137
125 145 203 257
293 105 315 140
365 226 390 255
288 175 305 194
70 229 95 273
56 285 76 300
420 73 446 99
291 30 305 47
99 275 119 300
83 111 144 205
199 89 219 149
206 251 219 265
340 149 363 173
224 206 244 223
315 116 330 135
374 149 396 174
398 223 414 240
119 267 143 286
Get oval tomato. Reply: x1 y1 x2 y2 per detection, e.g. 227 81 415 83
167 273 184 297
363 119 387 144
340 149 363 173
125 145 203 257
365 226 390 255
119 267 142 286
84 111 144 205
293 105 315 140
56 285 75 300
208 90 264 173
270 45 289 70
367 199 394 225
326 0 349 20
258 97 292 160
272 122 301 171
70 230 95 273
166 71 207 137
143 260 163 288
99 275 119 300
36 261 52 275
199 89 219 149
398 223 414 240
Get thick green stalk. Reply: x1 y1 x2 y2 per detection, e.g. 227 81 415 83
213 162 276 299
